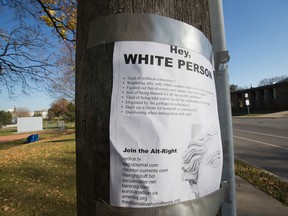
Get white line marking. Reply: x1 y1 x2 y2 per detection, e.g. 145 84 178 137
234 135 288 150
234 128 288 140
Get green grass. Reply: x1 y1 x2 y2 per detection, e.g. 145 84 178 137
235 159 288 206
0 127 17 136
0 130 74 151
0 139 27 151
1 130 287 215
0 131 76 215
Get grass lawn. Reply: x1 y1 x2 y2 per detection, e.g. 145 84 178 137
0 127 17 136
1 129 287 215
0 130 76 216
235 159 288 206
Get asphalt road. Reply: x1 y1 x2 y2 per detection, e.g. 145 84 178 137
232 117 288 180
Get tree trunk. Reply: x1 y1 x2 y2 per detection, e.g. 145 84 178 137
76 1 211 215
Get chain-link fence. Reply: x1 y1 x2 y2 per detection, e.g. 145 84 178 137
44 121 75 131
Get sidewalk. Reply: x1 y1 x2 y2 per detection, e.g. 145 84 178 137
234 110 288 215
234 110 288 118
236 176 288 216
257 110 288 118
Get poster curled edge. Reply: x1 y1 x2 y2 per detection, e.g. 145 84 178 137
88 13 213 63
96 181 229 216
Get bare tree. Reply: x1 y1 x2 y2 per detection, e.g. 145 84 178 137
0 0 76 99
0 0 76 43
33 0 77 100
15 107 31 117
230 84 239 92
0 26 57 96
258 75 288 86
49 46 75 101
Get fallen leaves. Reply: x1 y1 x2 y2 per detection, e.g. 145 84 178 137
235 159 288 206
0 132 76 215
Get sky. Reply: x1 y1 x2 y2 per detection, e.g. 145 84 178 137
0 6 57 111
223 0 288 88
1 1 288 111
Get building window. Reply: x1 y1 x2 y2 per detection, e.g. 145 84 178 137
268 88 276 99
260 89 267 100
272 88 277 99
251 91 256 101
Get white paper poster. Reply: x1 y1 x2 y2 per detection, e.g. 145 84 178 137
110 41 223 208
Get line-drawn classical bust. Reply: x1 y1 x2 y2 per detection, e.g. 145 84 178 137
181 126 222 198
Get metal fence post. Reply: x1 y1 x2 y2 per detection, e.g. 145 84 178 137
208 0 237 215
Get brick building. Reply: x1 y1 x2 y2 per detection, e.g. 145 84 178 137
230 78 288 111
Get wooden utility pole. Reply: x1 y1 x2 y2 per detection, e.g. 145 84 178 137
76 1 214 215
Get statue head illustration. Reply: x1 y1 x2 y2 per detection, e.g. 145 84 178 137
181 127 221 198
